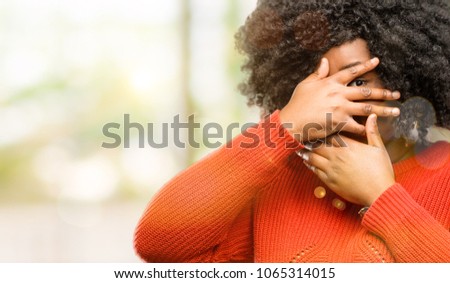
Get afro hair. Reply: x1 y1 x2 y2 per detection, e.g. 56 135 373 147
236 0 450 143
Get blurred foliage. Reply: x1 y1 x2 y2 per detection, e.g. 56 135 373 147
0 0 258 203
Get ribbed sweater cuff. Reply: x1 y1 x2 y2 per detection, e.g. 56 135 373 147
362 183 430 239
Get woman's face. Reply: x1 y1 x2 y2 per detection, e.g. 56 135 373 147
322 38 397 143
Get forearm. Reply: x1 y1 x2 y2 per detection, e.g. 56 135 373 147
362 183 450 262
134 110 301 262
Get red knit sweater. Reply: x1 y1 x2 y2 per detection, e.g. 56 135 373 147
134 110 450 262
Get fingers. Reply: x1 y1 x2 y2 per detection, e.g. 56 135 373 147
312 167 328 183
325 134 348 147
316 58 330 79
348 102 400 117
310 135 351 159
344 87 401 102
303 159 329 184
366 114 385 148
303 58 330 83
298 150 329 172
340 119 366 136
333 57 379 85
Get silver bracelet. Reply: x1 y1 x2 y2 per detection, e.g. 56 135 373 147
358 207 370 218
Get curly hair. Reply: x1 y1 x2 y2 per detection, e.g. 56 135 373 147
235 0 450 143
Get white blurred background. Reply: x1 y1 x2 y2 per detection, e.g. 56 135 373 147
0 0 259 262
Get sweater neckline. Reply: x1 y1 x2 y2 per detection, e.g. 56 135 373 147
393 141 450 175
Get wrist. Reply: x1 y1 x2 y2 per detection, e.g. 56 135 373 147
279 108 304 143
358 206 370 219
365 180 395 206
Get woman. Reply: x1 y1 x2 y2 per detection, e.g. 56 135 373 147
134 0 450 262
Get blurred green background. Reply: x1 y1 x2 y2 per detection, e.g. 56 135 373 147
0 0 259 262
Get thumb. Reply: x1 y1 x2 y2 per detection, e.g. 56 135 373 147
304 58 329 82
366 114 385 148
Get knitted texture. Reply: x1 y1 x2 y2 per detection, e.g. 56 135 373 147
134 111 450 263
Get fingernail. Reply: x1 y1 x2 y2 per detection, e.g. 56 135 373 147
304 143 313 151
303 152 310 162
296 150 304 158
393 91 401 99
392 108 400 116
371 57 379 64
